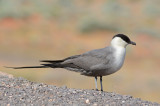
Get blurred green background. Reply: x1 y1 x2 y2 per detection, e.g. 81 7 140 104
1 0 160 103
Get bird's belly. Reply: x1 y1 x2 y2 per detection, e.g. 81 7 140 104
105 55 125 75
83 55 125 76
105 62 124 75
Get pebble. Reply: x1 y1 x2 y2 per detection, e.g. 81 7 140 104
0 74 159 105
85 99 90 104
72 91 76 94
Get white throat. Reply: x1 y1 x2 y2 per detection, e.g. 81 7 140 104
111 37 128 48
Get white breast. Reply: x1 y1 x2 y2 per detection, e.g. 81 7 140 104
113 46 126 71
106 46 126 75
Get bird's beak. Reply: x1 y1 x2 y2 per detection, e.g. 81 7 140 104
130 41 136 45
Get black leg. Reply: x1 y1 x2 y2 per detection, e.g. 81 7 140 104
95 76 98 91
100 76 103 91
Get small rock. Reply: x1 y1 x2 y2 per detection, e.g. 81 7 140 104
72 91 76 94
93 103 98 106
85 99 90 104
122 101 125 103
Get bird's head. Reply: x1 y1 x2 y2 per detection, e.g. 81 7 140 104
111 34 136 48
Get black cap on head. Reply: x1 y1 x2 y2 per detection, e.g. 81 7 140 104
113 34 131 44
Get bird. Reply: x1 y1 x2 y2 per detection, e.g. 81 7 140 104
6 34 136 91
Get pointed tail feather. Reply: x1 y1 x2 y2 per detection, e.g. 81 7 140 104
5 66 48 69
5 59 66 69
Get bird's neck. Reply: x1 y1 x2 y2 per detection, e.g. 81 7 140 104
112 45 126 58
110 45 126 73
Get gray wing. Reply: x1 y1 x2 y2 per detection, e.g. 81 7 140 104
61 47 115 75
7 47 115 74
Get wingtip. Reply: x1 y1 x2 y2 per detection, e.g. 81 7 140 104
40 60 64 63
40 60 44 62
40 60 50 62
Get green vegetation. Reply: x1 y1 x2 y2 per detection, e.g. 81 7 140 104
78 16 121 32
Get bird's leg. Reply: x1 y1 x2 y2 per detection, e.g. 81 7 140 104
100 76 103 91
95 76 98 91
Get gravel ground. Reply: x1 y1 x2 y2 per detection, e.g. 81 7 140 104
0 72 159 106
